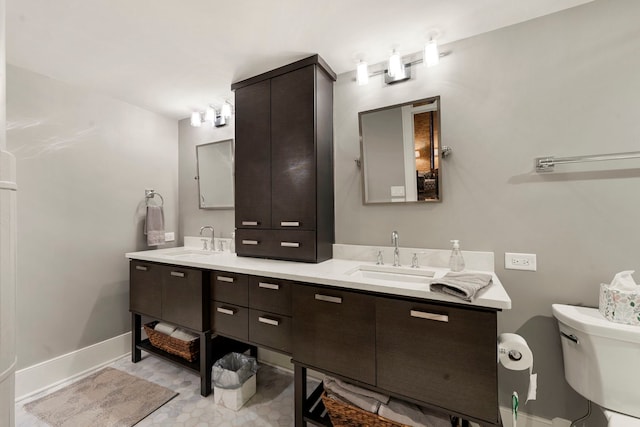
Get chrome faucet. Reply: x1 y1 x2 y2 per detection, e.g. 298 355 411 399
391 231 400 266
199 225 215 251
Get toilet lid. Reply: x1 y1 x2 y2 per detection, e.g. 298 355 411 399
604 410 640 426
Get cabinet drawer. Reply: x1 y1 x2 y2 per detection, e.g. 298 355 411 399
271 230 316 262
292 285 376 385
249 276 292 316
161 266 205 331
129 261 162 318
235 229 274 258
249 309 292 354
212 302 248 341
376 298 498 424
211 272 248 306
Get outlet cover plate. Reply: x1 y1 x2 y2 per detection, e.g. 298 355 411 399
165 232 175 242
505 252 537 271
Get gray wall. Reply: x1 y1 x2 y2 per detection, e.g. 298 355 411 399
335 0 640 421
7 65 179 369
178 118 235 241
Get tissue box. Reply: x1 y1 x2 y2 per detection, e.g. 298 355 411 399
214 374 256 411
599 283 640 326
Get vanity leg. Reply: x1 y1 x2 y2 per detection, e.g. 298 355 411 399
131 313 141 363
294 364 307 427
200 330 212 397
249 344 258 358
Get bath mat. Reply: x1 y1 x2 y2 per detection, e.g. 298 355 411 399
24 366 177 426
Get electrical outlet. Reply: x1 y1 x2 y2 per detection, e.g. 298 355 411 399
164 232 175 242
505 252 537 271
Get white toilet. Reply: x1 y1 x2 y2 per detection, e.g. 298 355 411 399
552 304 640 426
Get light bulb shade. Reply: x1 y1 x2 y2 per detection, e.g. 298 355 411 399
388 51 402 78
356 61 369 85
424 40 440 67
190 112 202 127
221 103 232 119
203 106 216 124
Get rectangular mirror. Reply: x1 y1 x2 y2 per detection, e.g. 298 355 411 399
196 139 234 209
359 96 441 204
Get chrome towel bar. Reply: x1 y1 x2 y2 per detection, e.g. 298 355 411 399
536 150 640 172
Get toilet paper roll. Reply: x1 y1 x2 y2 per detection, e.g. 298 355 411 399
498 333 533 371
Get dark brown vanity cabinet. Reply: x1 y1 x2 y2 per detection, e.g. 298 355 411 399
129 260 206 331
210 272 249 341
376 298 499 424
292 284 376 385
232 55 336 263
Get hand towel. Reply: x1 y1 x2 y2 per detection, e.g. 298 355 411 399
429 272 493 302
378 398 451 427
323 377 385 414
169 328 199 342
154 322 177 336
144 205 165 246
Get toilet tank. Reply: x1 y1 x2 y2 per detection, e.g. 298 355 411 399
552 304 640 418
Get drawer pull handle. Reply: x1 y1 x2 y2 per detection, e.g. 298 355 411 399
560 331 579 344
281 241 300 248
281 221 300 227
258 282 280 290
135 265 148 271
170 271 185 278
242 240 259 245
315 294 342 304
217 307 235 316
410 310 448 323
258 316 280 326
242 221 258 226
217 276 235 283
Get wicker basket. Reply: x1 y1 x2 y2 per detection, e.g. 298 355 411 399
321 392 407 427
143 321 199 362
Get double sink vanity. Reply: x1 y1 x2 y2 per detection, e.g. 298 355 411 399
126 242 511 426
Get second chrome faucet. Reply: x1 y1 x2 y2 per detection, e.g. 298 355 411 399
391 230 400 266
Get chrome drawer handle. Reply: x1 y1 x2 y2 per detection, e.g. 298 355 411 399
217 276 234 283
217 307 235 316
281 241 300 248
258 282 280 290
258 316 280 326
170 271 185 278
281 221 300 227
315 294 342 304
242 240 259 245
410 310 448 323
135 265 148 271
242 221 258 226
560 331 579 344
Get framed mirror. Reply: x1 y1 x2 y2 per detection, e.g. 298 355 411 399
359 96 441 204
196 139 234 209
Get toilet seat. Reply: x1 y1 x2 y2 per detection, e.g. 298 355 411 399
604 409 640 426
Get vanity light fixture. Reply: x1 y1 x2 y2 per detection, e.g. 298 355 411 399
424 39 439 67
190 101 234 127
220 100 233 119
356 61 369 85
387 50 403 78
190 112 202 127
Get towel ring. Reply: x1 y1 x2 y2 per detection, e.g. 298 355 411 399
145 189 164 207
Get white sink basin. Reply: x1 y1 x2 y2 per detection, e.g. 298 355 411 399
163 249 222 259
346 265 435 288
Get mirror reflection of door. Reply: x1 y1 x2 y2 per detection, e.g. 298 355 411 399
196 139 234 209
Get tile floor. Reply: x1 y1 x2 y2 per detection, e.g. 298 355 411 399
16 354 308 426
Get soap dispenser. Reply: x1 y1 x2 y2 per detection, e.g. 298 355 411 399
449 240 465 272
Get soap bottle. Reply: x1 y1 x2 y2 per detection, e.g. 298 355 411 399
230 232 236 253
449 240 465 272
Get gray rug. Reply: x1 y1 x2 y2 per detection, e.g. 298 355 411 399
24 366 178 427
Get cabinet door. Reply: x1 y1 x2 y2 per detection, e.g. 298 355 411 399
376 298 499 424
248 276 292 316
292 285 375 385
211 271 248 306
249 309 292 354
212 302 249 341
129 261 162 318
161 266 204 331
235 79 271 230
271 66 316 231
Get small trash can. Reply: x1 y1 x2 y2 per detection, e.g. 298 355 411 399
213 352 258 410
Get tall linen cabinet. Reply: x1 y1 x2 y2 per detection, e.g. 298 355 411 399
232 55 336 263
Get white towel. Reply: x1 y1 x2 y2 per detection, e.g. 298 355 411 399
378 398 451 427
429 272 493 302
154 322 177 336
144 205 165 246
323 377 385 414
333 378 390 404
169 328 199 342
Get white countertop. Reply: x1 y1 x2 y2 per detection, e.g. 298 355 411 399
125 244 511 310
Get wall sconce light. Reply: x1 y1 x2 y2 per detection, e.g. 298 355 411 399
424 39 439 67
356 61 369 85
190 100 234 127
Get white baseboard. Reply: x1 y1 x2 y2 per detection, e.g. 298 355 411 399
15 332 131 402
